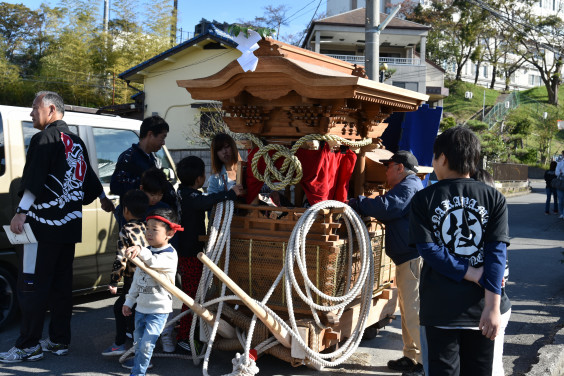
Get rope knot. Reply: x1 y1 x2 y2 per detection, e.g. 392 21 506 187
247 134 372 191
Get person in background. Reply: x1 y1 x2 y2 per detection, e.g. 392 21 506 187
207 133 239 194
121 208 180 375
0 91 114 363
174 156 244 352
410 126 510 376
552 156 564 218
349 150 424 376
544 161 559 215
102 189 149 357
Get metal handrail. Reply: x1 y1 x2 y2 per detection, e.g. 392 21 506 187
483 91 519 128
483 91 551 129
325 54 421 66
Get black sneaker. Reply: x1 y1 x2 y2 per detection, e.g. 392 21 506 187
39 338 69 356
388 356 417 372
402 363 425 376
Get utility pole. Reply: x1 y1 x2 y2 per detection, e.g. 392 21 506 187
171 0 178 46
103 0 109 33
365 0 401 81
365 0 379 80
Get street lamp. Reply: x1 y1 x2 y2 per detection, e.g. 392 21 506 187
379 63 388 83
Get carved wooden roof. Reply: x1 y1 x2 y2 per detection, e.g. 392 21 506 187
177 38 428 140
179 38 426 108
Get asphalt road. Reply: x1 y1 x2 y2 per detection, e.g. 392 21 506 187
0 179 562 376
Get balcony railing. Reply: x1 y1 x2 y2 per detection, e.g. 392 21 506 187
326 54 422 66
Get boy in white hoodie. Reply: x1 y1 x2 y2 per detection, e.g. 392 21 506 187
122 208 181 376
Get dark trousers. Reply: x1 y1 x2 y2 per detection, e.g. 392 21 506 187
113 276 135 346
545 187 558 213
425 326 494 376
16 242 75 349
177 256 203 341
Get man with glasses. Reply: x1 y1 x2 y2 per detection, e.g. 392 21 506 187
349 150 424 376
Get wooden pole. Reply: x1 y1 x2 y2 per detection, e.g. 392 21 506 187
197 252 292 348
128 257 236 339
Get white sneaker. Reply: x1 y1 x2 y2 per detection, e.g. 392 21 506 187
0 345 43 363
160 327 176 353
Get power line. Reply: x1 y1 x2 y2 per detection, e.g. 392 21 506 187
299 0 324 45
283 0 318 24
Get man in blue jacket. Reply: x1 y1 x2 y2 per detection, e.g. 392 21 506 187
349 150 424 376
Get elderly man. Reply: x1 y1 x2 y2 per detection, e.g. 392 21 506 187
0 91 113 363
349 150 424 376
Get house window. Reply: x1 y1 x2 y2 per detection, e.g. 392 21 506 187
392 82 419 91
483 66 488 78
529 74 542 86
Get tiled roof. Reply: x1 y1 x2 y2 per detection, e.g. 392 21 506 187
119 31 237 80
316 7 430 30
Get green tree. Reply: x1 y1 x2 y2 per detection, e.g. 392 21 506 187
40 0 103 106
499 0 564 105
409 0 489 80
0 3 42 61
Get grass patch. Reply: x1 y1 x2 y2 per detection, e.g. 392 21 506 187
442 80 500 122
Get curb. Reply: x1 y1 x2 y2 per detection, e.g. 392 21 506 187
525 327 564 376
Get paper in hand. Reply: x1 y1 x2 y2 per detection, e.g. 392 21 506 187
3 224 37 244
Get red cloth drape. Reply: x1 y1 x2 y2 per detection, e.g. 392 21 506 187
245 144 357 205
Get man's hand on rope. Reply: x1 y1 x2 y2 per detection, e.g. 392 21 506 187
126 245 141 259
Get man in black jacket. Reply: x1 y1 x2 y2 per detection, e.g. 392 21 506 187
0 91 114 363
110 115 176 210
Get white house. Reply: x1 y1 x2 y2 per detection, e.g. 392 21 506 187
325 0 562 91
118 31 239 156
301 8 449 107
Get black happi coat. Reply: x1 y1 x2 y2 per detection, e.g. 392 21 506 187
19 120 102 243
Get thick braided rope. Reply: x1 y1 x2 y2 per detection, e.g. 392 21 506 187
247 134 373 191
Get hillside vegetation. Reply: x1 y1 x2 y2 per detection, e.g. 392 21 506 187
441 80 564 166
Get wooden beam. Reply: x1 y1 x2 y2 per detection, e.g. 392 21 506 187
198 252 293 348
128 257 236 339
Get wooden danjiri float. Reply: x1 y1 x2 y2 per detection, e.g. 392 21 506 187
172 36 428 374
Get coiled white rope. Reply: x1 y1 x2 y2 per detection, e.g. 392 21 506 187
192 200 374 375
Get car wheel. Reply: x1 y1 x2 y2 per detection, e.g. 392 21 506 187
0 266 17 330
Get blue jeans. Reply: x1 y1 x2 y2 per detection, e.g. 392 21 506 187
558 189 564 216
545 187 558 213
132 312 168 376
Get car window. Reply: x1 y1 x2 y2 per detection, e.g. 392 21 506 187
155 148 177 185
92 127 138 184
22 121 78 156
0 114 5 176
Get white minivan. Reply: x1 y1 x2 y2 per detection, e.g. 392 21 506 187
0 105 177 329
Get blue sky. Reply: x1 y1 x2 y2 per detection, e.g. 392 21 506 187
14 0 327 37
